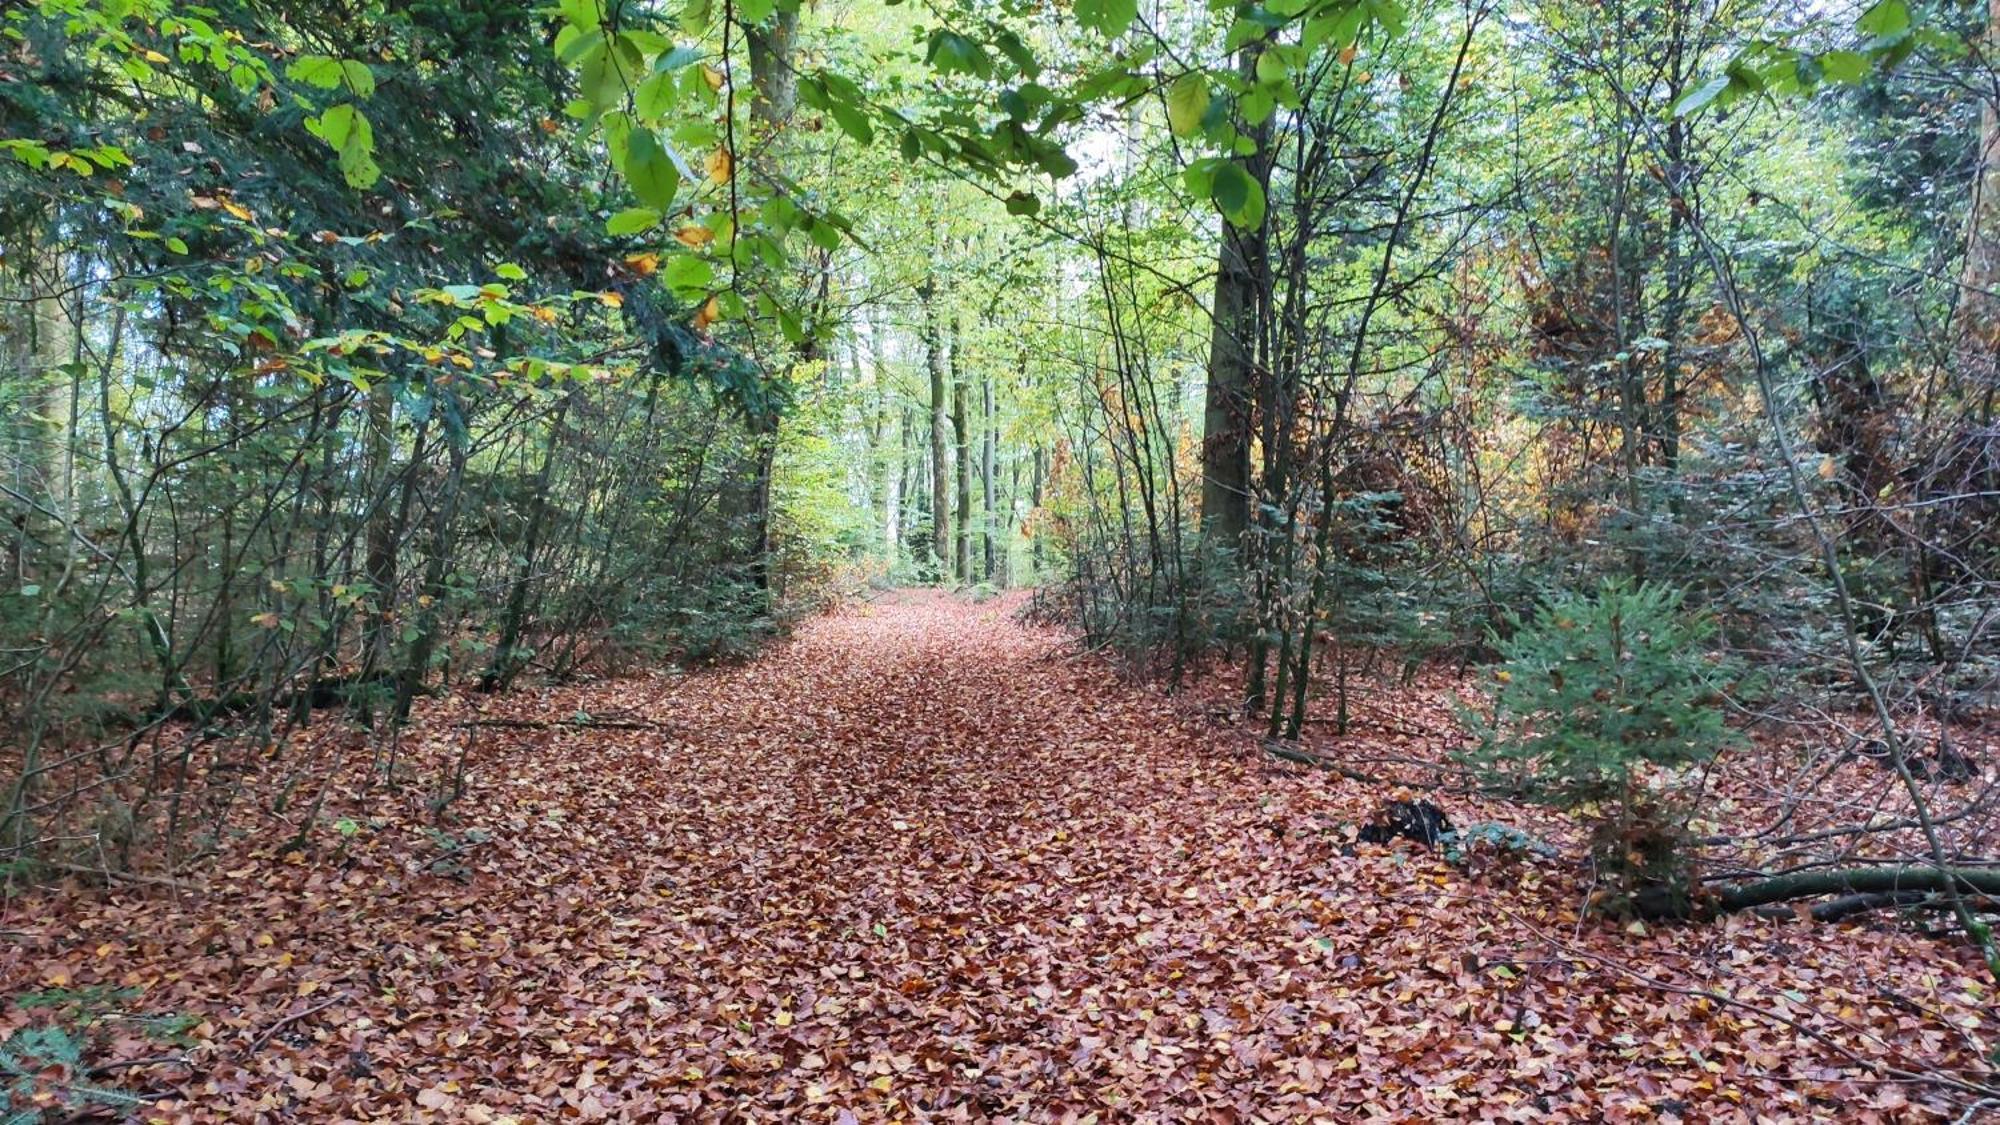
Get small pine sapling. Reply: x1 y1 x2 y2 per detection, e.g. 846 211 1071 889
1460 578 1740 915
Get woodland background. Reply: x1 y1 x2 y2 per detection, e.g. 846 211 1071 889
3 0 2000 1114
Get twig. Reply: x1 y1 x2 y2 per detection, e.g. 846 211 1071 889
40 861 206 893
244 994 347 1055
89 1053 193 1076
452 718 659 731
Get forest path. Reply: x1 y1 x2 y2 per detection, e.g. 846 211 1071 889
11 592 1995 1120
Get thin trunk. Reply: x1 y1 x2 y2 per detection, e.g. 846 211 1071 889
923 277 950 570
482 394 572 691
394 422 467 727
360 382 398 681
982 363 997 581
951 315 971 582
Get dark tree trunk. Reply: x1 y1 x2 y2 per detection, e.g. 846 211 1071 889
1198 43 1272 554
923 277 950 570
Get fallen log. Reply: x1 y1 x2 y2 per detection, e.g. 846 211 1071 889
1708 866 2000 917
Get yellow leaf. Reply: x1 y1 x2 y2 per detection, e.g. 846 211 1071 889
774 1010 792 1027
599 291 625 309
674 225 714 249
221 200 255 223
143 49 171 64
704 148 732 183
624 252 660 276
869 1076 893 1093
701 66 724 91
693 295 720 332
297 979 321 996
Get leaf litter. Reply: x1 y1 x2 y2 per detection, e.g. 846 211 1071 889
1 592 1993 1121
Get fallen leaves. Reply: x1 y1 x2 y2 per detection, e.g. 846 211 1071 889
0 592 1992 1120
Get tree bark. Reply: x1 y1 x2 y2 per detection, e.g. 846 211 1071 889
742 2 802 602
745 8 799 131
481 394 572 691
1707 866 2000 916
1960 0 2000 421
982 364 997 581
1198 43 1271 553
951 315 971 582
922 277 950 570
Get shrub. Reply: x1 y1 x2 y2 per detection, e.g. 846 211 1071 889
1461 578 1739 913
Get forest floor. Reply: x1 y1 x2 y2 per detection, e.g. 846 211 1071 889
3 591 1996 1122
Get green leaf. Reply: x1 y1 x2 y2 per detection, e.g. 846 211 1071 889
635 72 677 120
308 103 380 188
662 254 714 293
1856 0 1908 40
17 585 39 598
994 30 1041 77
926 31 992 78
1004 190 1040 216
339 59 376 98
1255 49 1286 86
496 262 528 281
1363 0 1407 37
1076 0 1139 37
579 41 629 113
1241 86 1276 125
556 25 603 63
606 207 662 235
1819 49 1869 83
829 100 874 144
287 55 343 88
625 130 681 209
1210 159 1264 228
1035 146 1079 179
1670 74 1731 117
1166 73 1209 137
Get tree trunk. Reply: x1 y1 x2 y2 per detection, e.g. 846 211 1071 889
745 8 799 131
393 424 467 726
923 277 950 570
481 393 572 691
982 365 997 582
1960 0 2000 421
743 3 801 602
951 315 971 583
1198 43 1271 553
1030 446 1045 576
360 381 399 682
